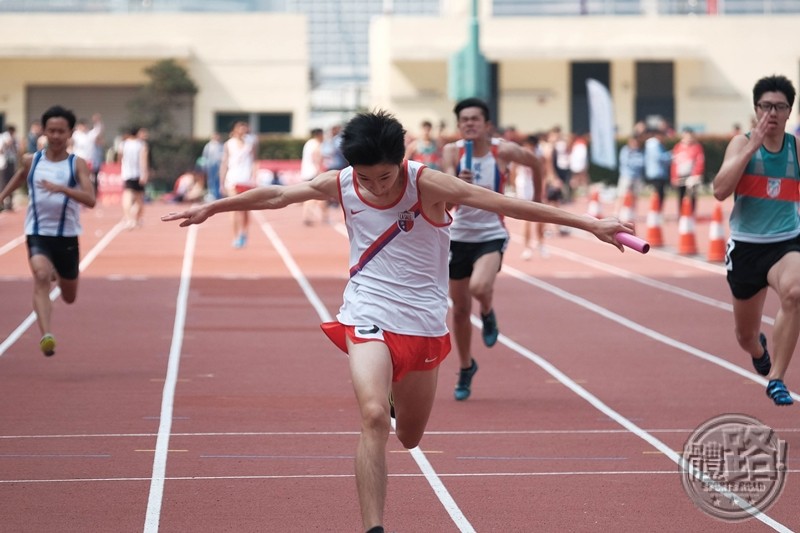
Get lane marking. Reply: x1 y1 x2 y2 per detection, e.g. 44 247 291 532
507 232 775 325
5 469 800 485
136 450 188 453
143 224 197 533
503 264 798 403
5 426 800 439
0 234 25 256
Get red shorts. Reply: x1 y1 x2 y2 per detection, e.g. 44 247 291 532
320 322 450 382
234 183 256 194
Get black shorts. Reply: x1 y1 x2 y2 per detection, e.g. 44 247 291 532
124 178 145 192
449 238 507 280
26 235 80 280
545 185 563 203
726 236 800 300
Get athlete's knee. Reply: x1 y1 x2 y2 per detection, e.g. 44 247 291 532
59 282 79 304
779 283 800 310
31 267 52 286
360 401 391 437
734 327 758 349
469 279 493 301
61 292 77 304
395 428 423 450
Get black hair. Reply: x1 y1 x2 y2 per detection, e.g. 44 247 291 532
453 97 490 121
41 105 76 130
753 75 796 107
340 110 406 166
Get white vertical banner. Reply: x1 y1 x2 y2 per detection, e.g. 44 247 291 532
586 78 617 170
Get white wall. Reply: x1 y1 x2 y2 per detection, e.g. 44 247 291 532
0 13 309 137
371 13 800 136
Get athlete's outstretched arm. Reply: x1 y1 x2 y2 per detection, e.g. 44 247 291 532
420 168 632 251
162 170 338 227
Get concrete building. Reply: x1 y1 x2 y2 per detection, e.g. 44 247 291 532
0 1 798 141
0 12 308 140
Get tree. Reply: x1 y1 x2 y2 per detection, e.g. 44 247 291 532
126 59 199 188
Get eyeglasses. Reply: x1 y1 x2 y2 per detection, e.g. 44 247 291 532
755 102 791 113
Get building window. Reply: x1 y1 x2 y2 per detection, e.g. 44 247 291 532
215 112 292 134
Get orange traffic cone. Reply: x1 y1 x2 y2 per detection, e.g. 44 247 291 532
707 202 726 262
587 189 602 218
618 189 635 224
645 191 664 247
677 196 697 255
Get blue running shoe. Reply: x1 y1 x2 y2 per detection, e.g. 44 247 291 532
766 379 793 406
454 359 478 401
481 310 498 347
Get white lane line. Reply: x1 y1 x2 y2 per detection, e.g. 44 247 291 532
8 427 797 439
508 233 775 325
0 222 126 357
257 213 476 533
503 265 798 402
6 469 800 486
143 225 197 533
0 234 25 256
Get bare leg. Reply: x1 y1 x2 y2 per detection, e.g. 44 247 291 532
732 288 768 360
133 190 145 226
392 366 439 449
449 277 473 369
121 189 134 226
766 253 800 380
469 251 501 318
348 340 393 531
29 255 55 336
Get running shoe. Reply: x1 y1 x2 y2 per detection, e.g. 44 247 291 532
481 309 499 347
752 332 771 376
766 379 793 406
454 359 478 401
40 334 56 357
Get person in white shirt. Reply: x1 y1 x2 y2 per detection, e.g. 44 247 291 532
220 121 257 248
0 105 96 356
120 127 149 229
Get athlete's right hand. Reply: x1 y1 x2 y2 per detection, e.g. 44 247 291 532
161 205 211 227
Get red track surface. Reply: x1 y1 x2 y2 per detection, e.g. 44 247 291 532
0 194 797 532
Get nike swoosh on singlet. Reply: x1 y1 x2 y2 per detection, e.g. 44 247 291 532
350 208 365 215
424 356 438 363
357 325 380 335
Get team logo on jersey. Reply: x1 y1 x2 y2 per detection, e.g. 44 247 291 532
397 210 415 232
767 178 781 199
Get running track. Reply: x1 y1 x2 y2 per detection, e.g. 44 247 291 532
0 194 797 532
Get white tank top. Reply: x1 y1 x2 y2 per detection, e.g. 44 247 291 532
224 137 255 187
450 138 509 242
337 160 452 336
24 151 82 237
120 138 145 180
